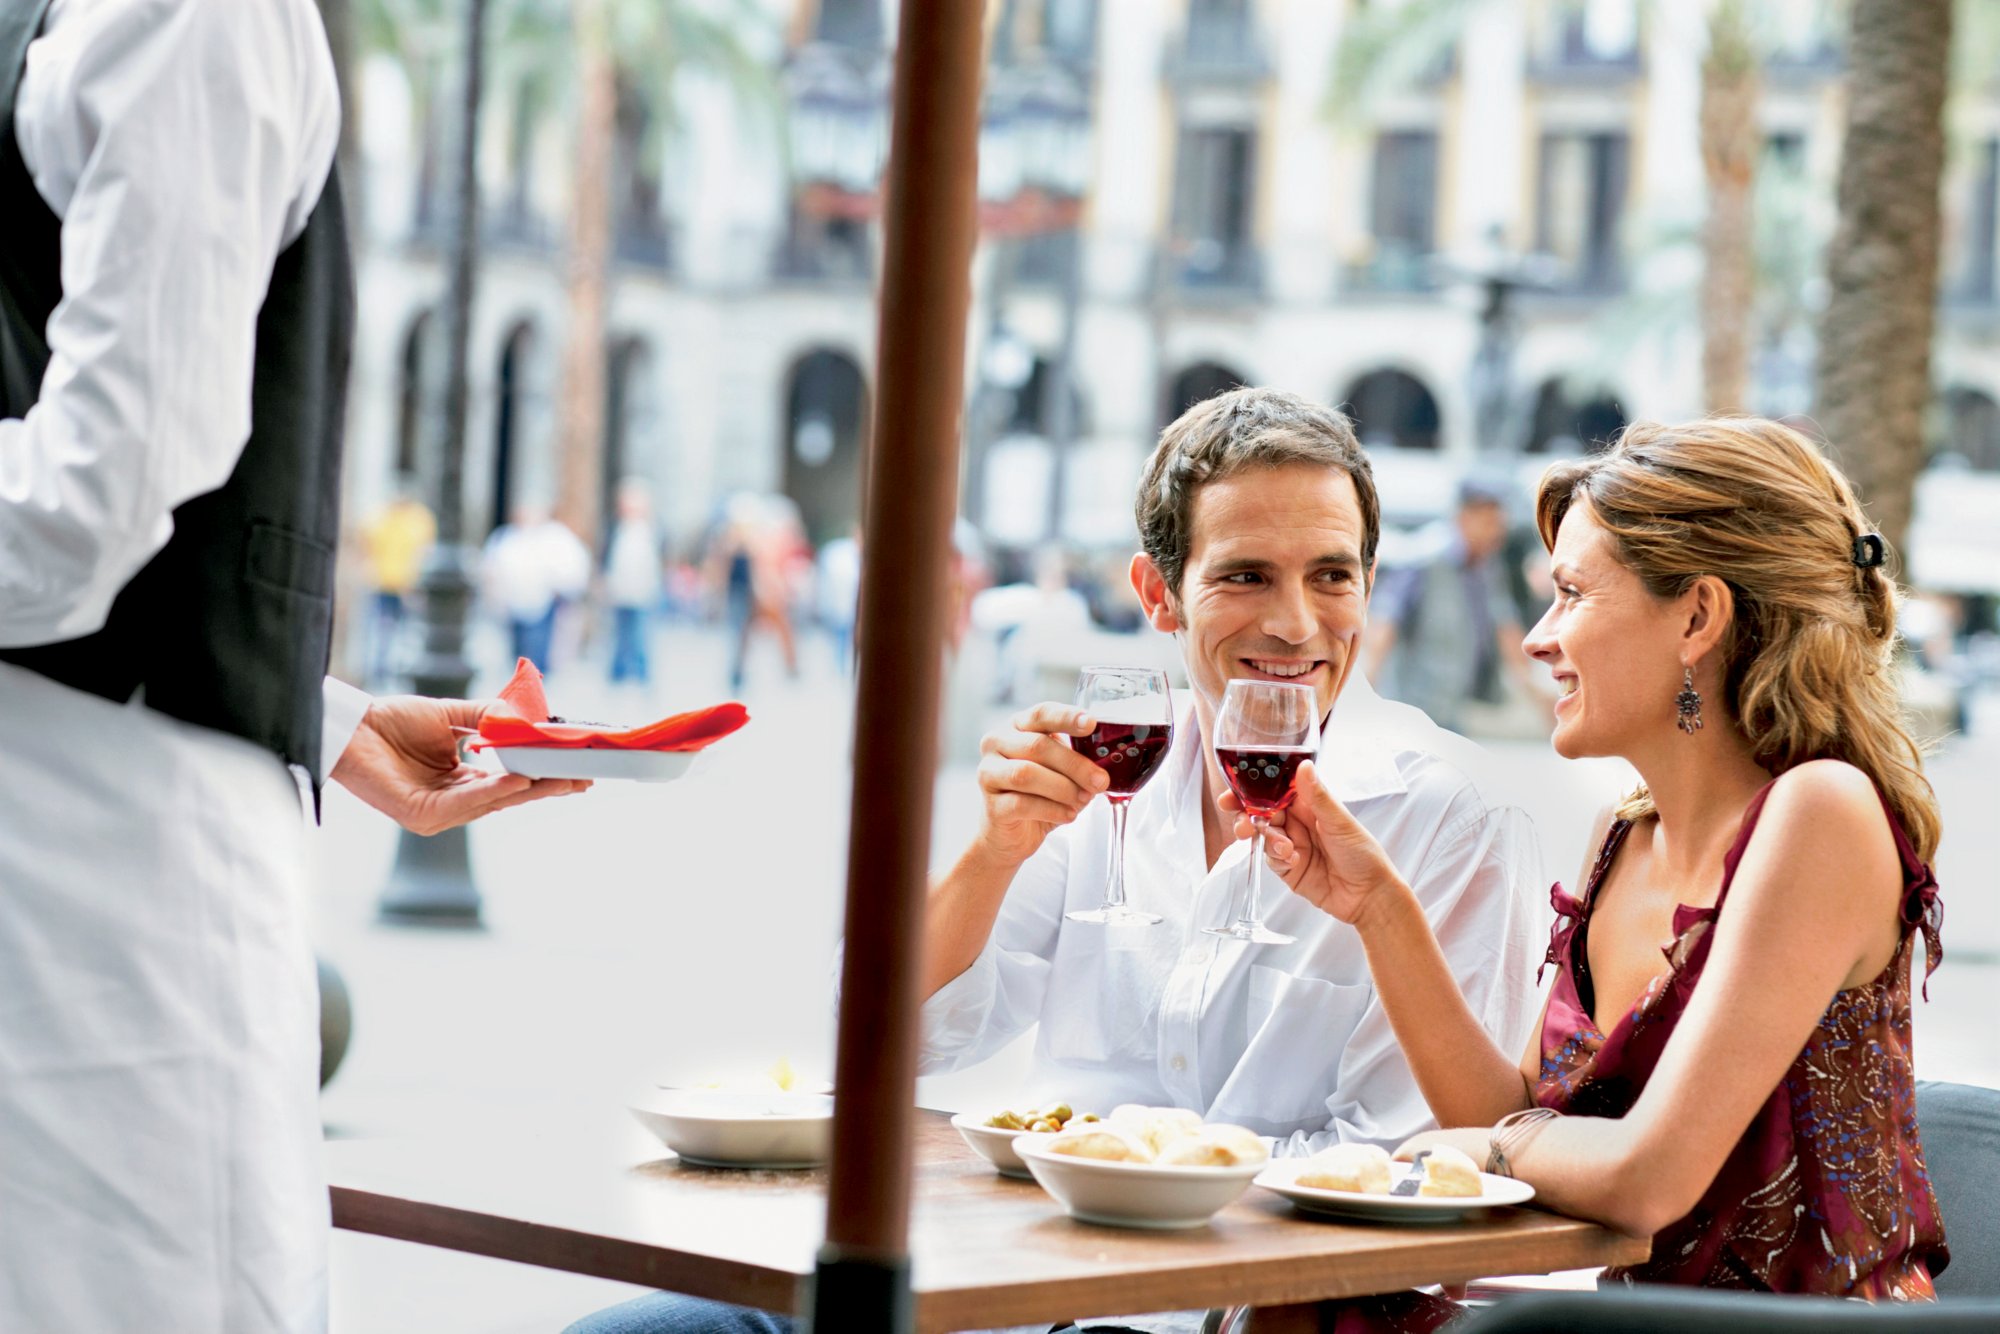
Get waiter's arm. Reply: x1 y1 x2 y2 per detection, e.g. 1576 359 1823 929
0 0 338 646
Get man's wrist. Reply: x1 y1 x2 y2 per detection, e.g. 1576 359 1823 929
1350 871 1418 940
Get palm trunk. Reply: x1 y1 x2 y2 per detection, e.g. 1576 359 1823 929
1812 0 1953 553
1699 0 1758 415
554 0 615 549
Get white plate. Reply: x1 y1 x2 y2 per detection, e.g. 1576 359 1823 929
627 1090 833 1169
950 1113 1040 1179
495 747 697 783
1255 1158 1535 1223
1015 1137 1264 1229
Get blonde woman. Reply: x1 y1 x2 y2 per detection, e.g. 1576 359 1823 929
1246 417 1949 1319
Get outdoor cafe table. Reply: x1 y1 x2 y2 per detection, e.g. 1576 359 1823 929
327 1111 1650 1332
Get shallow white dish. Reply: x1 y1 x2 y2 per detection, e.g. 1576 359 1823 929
1015 1137 1264 1229
1255 1158 1535 1223
950 1113 1040 1179
627 1090 834 1169
495 747 696 783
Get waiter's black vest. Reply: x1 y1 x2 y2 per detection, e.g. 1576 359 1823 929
0 0 355 780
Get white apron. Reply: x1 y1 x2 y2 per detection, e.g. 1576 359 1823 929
0 660 326 1333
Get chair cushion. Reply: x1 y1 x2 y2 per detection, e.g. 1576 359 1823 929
1917 1080 2000 1299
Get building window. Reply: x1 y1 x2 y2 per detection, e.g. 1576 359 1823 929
1363 130 1439 291
1524 379 1627 454
1939 387 2000 472
1536 130 1629 292
815 0 883 49
1169 125 1260 291
613 84 669 268
1041 0 1098 64
1553 0 1638 66
1342 368 1441 452
395 311 436 483
1179 0 1264 78
1946 138 2000 304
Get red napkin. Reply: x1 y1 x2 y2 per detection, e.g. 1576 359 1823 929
473 659 750 752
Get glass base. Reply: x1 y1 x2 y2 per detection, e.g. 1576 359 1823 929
1066 905 1163 926
1202 921 1295 945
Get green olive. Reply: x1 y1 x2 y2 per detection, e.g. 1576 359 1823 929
1049 1103 1074 1124
1078 1112 1100 1122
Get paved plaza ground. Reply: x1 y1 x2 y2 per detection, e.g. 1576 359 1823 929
310 623 2000 1333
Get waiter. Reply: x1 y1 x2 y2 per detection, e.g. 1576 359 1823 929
0 0 579 1327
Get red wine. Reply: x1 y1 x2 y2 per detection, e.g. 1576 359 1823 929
1217 746 1312 813
1082 721 1172 798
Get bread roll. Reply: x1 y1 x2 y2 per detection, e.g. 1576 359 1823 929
1296 1142 1393 1194
1043 1128 1152 1163
1154 1124 1269 1167
1107 1104 1204 1157
1416 1144 1482 1198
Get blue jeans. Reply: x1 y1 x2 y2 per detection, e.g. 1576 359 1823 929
510 606 557 672
609 605 651 684
561 1295 791 1334
560 1293 1158 1334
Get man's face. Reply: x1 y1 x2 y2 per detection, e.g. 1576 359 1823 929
1138 462 1372 722
1457 499 1507 561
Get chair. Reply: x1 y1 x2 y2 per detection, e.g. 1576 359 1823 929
1917 1079 2000 1298
1455 1288 2000 1332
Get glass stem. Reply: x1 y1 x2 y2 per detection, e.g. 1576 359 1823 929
1104 797 1132 910
1241 815 1269 929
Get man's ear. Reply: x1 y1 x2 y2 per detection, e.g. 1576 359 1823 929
1131 553 1180 633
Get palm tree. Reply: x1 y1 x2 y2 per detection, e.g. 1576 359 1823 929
1811 0 1954 554
495 0 776 549
1699 0 1758 413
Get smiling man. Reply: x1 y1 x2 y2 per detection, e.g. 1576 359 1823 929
916 387 1544 1152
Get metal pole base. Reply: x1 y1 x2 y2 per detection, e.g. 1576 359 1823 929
803 1244 913 1334
377 825 484 925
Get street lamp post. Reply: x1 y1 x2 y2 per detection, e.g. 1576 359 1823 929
1456 229 1551 455
377 0 489 925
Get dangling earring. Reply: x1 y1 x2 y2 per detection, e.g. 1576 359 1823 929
1675 666 1703 736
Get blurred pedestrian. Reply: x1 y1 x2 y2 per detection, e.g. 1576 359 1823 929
1366 475 1548 734
357 478 435 685
604 477 663 687
0 1 584 1328
711 495 802 693
816 524 861 674
483 503 590 672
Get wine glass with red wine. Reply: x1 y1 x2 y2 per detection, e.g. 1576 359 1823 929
1205 678 1316 945
1064 666 1174 926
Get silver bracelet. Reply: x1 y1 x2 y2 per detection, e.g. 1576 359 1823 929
1485 1107 1560 1178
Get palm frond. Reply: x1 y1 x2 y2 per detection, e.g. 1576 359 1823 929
1325 0 1489 127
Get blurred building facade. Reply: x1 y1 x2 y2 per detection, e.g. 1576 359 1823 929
341 0 2000 566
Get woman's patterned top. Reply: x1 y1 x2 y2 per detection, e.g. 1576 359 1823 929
1536 779 1949 1296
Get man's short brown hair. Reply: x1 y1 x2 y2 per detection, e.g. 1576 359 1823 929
1135 387 1380 597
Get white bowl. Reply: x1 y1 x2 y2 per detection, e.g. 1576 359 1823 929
1015 1137 1264 1229
950 1112 1040 1179
627 1090 833 1169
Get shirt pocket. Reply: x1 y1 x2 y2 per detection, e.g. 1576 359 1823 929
1209 964 1374 1133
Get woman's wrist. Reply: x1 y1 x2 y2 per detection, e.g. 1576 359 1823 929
1350 870 1418 939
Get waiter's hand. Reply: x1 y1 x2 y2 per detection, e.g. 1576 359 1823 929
974 702 1109 864
1219 758 1399 925
331 696 589 835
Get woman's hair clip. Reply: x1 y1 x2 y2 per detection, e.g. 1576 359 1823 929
1852 533 1886 569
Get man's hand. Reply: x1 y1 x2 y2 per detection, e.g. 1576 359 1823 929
973 702 1109 865
330 695 590 836
1219 758 1400 925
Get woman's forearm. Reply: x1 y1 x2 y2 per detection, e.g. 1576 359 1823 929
1354 877 1534 1128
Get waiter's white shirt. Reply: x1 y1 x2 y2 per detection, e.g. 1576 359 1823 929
1 0 368 767
921 672 1547 1154
0 3 349 1330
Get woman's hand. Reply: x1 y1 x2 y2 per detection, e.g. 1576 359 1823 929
1219 758 1404 925
1391 1127 1493 1166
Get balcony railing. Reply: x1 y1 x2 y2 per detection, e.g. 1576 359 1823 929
1159 239 1262 299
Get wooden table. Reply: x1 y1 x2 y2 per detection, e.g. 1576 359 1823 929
329 1113 1649 1332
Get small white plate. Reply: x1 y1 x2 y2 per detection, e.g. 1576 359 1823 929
1255 1159 1535 1223
627 1090 833 1169
1016 1137 1264 1229
495 747 697 783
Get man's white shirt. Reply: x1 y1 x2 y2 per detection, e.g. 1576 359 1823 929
2 0 364 779
920 672 1548 1154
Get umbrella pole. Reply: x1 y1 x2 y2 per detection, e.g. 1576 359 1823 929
809 2 986 1331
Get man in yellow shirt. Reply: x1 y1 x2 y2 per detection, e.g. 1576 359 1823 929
360 483 436 683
